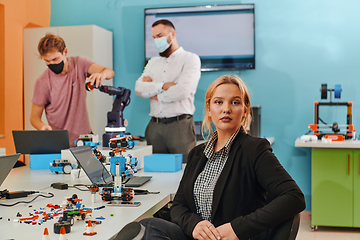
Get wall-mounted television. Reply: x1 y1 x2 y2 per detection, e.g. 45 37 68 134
144 4 255 71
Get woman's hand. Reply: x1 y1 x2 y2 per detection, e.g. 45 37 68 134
216 223 238 240
193 220 221 240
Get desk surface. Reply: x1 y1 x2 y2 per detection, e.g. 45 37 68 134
0 165 183 239
295 138 360 149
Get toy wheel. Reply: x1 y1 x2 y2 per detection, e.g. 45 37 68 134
63 165 73 174
76 140 84 147
121 188 134 201
334 84 341 98
321 84 327 99
85 82 95 91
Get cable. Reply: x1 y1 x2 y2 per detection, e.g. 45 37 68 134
304 130 312 135
0 192 54 207
318 117 332 128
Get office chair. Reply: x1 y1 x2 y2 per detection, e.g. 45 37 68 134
267 213 300 240
265 192 301 240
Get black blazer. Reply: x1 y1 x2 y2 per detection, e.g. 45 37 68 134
170 131 305 240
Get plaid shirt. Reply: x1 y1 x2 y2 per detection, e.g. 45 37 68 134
193 128 241 221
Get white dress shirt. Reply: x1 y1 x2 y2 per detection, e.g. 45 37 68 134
135 47 201 118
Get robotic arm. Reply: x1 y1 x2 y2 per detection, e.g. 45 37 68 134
85 83 131 131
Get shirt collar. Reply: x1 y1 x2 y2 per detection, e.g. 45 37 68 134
169 47 184 58
204 127 241 159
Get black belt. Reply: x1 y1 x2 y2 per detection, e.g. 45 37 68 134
151 114 192 124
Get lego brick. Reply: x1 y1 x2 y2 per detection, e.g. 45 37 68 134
144 154 182 172
29 153 61 170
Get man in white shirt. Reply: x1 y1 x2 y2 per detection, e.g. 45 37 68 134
135 19 201 162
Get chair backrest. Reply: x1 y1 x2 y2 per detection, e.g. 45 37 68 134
265 192 301 240
267 213 300 240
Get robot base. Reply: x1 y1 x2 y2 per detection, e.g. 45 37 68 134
102 132 131 147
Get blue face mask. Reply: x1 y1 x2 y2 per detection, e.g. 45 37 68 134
154 32 172 53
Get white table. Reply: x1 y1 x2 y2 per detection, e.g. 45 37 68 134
295 138 360 149
0 165 183 239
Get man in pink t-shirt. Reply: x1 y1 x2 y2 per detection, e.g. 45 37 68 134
31 33 114 147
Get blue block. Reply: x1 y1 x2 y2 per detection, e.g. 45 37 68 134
144 154 182 172
29 154 61 170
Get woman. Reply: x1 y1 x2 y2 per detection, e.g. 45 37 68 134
115 74 305 240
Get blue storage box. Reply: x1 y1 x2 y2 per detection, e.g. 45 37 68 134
29 153 61 170
144 154 182 172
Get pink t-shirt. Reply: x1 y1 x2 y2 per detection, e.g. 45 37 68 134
32 56 94 147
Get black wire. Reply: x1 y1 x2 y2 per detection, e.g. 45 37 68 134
0 192 54 207
318 117 332 128
304 130 312 135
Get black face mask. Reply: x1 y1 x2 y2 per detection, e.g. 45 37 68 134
47 60 64 74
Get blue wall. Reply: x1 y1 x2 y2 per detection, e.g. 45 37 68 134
50 0 360 210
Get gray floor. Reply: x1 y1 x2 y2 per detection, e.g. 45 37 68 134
297 211 360 240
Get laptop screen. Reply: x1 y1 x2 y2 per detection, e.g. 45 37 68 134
12 130 70 154
69 146 113 186
0 154 21 187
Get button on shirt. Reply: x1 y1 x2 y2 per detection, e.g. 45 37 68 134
193 128 241 221
135 47 201 118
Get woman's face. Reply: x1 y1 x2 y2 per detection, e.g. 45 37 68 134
208 83 245 135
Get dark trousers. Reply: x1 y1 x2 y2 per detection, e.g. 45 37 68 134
145 115 196 163
139 218 192 240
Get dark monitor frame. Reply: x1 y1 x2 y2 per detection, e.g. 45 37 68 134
144 4 255 71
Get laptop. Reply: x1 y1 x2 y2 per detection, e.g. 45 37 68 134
124 175 152 187
0 154 21 187
12 130 70 154
69 146 151 187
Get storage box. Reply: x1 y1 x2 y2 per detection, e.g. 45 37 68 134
144 154 182 172
29 153 61 170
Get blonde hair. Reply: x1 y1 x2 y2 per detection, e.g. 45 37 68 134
38 33 66 57
202 75 252 139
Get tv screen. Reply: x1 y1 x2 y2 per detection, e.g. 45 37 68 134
144 4 255 71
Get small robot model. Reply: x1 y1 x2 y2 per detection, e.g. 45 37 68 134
88 139 138 202
108 134 139 150
74 134 101 147
93 143 138 202
49 159 76 174
100 153 137 201
54 194 92 233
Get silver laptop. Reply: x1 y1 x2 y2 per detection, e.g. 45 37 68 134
69 146 151 187
0 154 21 187
70 146 113 186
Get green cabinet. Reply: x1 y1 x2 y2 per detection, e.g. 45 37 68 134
312 149 360 228
353 150 360 227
